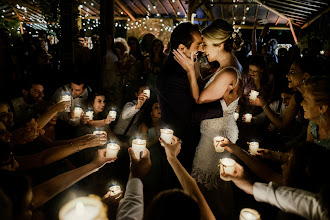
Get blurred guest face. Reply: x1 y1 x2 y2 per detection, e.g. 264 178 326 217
286 63 305 89
153 41 162 54
29 84 44 103
248 65 262 80
70 83 85 98
93 95 106 114
281 93 292 107
78 37 85 47
0 103 14 128
151 102 161 119
0 152 19 171
128 39 137 52
0 121 11 143
301 90 320 121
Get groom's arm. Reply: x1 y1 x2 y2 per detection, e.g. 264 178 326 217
192 101 223 123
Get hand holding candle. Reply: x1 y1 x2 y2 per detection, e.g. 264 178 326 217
85 111 94 120
106 143 120 158
213 136 225 152
248 142 259 156
219 158 236 181
128 147 151 179
160 128 174 144
234 112 239 121
249 90 259 101
73 107 83 118
60 94 71 112
243 113 252 123
108 110 117 120
131 139 147 159
143 89 150 99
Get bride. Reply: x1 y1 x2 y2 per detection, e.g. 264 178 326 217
173 19 243 219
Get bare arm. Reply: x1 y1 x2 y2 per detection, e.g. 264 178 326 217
36 101 70 129
32 149 116 209
306 123 313 142
87 115 113 128
222 140 284 185
16 134 107 170
251 94 298 130
160 137 216 220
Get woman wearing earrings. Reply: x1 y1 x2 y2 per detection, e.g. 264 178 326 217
173 19 244 219
302 76 330 148
250 57 323 140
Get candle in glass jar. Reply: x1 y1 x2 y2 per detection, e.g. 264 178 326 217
213 136 225 152
85 111 94 120
160 129 174 144
234 112 239 121
73 107 83 118
108 110 117 120
61 95 71 112
248 142 259 156
239 208 261 220
249 90 259 101
106 143 120 158
244 113 252 123
219 158 236 181
109 185 122 197
143 89 150 99
93 130 106 136
132 139 146 159
59 195 107 220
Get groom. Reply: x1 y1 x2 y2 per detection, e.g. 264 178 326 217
156 22 223 174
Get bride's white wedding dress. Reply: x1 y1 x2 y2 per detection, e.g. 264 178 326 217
192 66 240 190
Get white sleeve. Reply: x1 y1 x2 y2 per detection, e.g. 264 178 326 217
253 182 327 220
122 102 140 120
116 178 144 220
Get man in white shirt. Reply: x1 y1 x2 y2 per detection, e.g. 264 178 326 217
52 77 92 126
113 83 149 141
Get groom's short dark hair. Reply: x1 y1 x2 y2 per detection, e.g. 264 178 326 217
170 22 200 51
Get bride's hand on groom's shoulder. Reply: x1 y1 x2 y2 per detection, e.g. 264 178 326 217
159 136 182 159
172 49 195 74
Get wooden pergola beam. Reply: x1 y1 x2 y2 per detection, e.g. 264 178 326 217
115 0 136 21
129 1 145 15
157 0 169 16
166 0 178 18
275 16 280 25
201 4 213 22
136 0 152 15
177 0 187 16
208 2 257 5
267 2 312 15
254 0 298 43
301 6 330 29
283 0 322 8
268 0 318 12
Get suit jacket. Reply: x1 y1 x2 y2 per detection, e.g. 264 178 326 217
156 54 223 140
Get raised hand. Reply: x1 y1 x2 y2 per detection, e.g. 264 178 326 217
159 135 181 159
128 147 151 179
83 134 107 147
53 101 71 113
249 96 266 107
91 149 117 169
172 49 195 73
136 93 148 109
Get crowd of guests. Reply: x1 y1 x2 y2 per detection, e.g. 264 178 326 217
0 18 329 220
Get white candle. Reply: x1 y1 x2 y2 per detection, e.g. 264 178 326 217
239 208 261 220
249 90 259 101
61 95 71 112
106 143 120 158
248 142 259 156
109 185 122 196
234 112 239 121
143 89 150 99
73 107 83 118
108 110 117 120
93 130 106 136
160 129 174 144
132 139 146 159
213 136 225 153
244 113 252 123
219 158 236 181
85 111 94 120
59 195 107 220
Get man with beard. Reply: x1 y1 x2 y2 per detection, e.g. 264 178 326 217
9 79 45 127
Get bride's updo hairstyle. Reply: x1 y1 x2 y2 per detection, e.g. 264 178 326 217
202 19 244 52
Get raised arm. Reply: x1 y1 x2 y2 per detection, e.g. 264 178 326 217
32 149 116 209
160 137 216 220
16 134 107 170
87 115 114 128
250 94 298 130
36 101 70 129
220 139 284 185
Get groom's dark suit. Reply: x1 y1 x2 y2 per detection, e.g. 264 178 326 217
156 54 223 173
